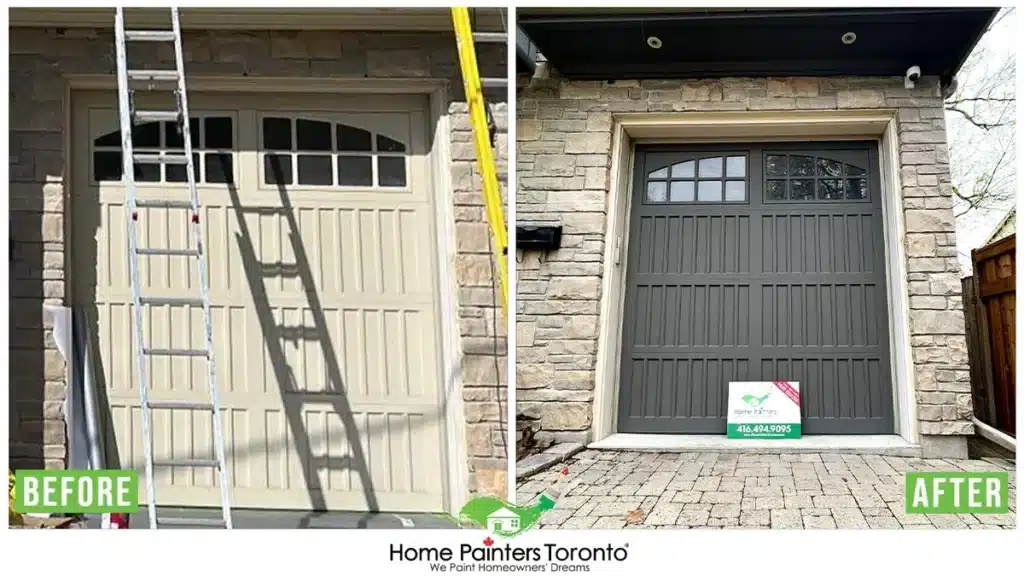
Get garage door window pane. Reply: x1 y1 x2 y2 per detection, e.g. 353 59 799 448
766 179 787 201
789 155 814 177
338 156 373 186
206 154 234 184
766 155 787 177
205 117 233 149
646 181 667 202
847 178 868 199
726 156 746 178
669 181 694 202
264 154 292 185
167 154 201 182
337 124 372 152
725 180 746 202
263 118 292 151
297 119 332 152
378 157 407 187
698 157 722 178
817 157 843 178
697 181 722 201
671 161 695 178
132 122 161 148
790 179 814 200
297 155 333 186
165 119 201 150
133 162 160 182
818 179 844 200
377 134 407 153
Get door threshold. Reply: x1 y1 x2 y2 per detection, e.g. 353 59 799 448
590 433 921 456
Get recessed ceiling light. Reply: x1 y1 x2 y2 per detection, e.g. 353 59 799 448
647 36 662 49
841 32 857 45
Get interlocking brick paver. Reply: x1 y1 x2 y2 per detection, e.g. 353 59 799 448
711 503 741 518
676 509 710 527
866 516 902 529
771 509 803 529
833 508 869 529
741 510 770 526
592 517 627 529
517 451 1016 530
671 490 703 503
803 514 837 529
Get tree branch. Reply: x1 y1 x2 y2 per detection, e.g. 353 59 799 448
946 96 1016 105
945 105 1006 130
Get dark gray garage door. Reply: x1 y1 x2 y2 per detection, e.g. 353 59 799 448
617 142 894 435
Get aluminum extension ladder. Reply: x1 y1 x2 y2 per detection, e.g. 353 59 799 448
113 7 232 529
451 7 509 316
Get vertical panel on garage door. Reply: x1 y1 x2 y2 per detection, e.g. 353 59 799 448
617 143 894 435
72 91 449 512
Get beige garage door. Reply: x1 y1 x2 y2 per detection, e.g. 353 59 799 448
72 90 449 512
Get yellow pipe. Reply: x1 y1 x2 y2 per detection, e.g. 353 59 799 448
451 7 509 319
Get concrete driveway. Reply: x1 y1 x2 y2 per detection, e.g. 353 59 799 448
516 450 1016 529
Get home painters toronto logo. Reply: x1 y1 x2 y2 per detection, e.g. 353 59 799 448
458 468 569 538
742 391 770 407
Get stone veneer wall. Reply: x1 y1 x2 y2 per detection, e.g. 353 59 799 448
516 75 971 456
8 27 508 498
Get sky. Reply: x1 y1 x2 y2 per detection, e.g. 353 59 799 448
947 8 1017 274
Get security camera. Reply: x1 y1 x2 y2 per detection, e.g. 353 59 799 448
905 65 921 89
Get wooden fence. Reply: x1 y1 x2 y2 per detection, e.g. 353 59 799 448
962 234 1015 437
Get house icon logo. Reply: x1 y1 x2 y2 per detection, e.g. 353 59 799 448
486 506 521 536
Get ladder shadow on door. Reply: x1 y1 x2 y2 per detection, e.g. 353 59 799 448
226 170 389 529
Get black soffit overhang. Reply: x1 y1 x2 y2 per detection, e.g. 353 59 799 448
517 8 999 83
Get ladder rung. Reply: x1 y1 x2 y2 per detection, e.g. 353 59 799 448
124 30 177 42
481 78 508 89
139 296 205 307
156 516 227 527
473 32 507 43
127 69 180 82
134 152 189 165
153 459 219 468
133 110 180 123
143 348 208 357
136 247 200 257
134 199 194 209
147 399 214 410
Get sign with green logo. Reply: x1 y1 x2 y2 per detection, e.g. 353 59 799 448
905 472 1009 514
14 470 138 514
727 381 801 439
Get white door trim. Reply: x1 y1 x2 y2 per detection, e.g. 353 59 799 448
592 110 918 446
63 75 469 515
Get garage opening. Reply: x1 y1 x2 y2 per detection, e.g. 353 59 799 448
617 142 895 435
72 90 449 512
